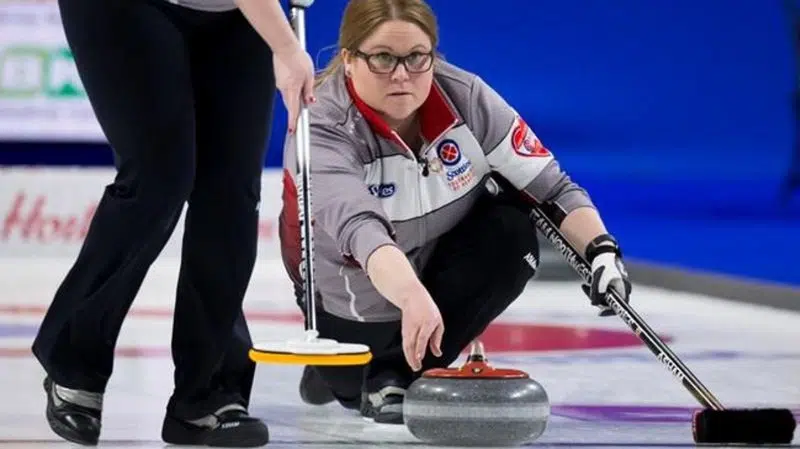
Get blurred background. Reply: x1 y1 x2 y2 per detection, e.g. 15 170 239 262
1 0 798 302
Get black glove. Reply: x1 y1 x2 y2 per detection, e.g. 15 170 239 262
581 234 632 316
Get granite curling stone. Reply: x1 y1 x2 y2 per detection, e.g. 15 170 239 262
403 341 550 447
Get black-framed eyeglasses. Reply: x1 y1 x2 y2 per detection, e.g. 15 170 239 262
351 49 435 74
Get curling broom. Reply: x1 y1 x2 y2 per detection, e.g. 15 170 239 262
528 202 796 444
248 0 372 366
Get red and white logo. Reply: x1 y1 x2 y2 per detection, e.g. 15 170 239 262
511 117 550 158
437 139 462 166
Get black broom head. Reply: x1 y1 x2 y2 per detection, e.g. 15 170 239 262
693 408 796 444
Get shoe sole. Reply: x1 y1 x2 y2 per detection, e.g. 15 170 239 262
205 426 270 448
373 412 404 424
162 414 269 447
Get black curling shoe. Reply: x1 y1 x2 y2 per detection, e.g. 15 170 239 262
299 366 336 405
43 377 102 446
360 384 406 424
299 366 361 411
161 404 269 447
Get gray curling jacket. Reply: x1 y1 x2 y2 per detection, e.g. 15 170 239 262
278 60 595 322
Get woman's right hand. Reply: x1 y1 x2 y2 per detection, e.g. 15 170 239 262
400 291 444 372
272 45 315 134
233 0 315 133
363 244 444 371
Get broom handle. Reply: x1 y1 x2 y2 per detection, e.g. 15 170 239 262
529 205 725 411
289 0 317 334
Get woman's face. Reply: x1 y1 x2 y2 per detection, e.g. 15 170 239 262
344 20 435 128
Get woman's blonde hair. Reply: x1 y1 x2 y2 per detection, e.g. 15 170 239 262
315 0 439 87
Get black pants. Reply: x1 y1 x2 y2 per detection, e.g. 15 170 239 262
310 193 539 400
31 0 275 420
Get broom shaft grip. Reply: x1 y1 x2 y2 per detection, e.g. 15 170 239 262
529 205 725 410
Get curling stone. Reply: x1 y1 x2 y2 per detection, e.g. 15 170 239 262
403 341 550 447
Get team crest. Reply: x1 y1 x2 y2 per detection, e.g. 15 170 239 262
511 117 550 157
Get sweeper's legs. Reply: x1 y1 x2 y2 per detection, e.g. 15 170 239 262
31 0 198 401
302 194 540 422
31 0 274 445
165 9 274 423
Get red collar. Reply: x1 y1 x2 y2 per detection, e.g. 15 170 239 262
345 77 459 153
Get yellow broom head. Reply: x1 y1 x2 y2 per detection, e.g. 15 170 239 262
250 331 372 366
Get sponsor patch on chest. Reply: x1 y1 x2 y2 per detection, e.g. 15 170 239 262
435 139 475 191
367 182 396 198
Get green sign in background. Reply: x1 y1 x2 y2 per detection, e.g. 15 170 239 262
0 45 85 99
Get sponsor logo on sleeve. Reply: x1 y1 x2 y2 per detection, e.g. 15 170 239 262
511 117 550 158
